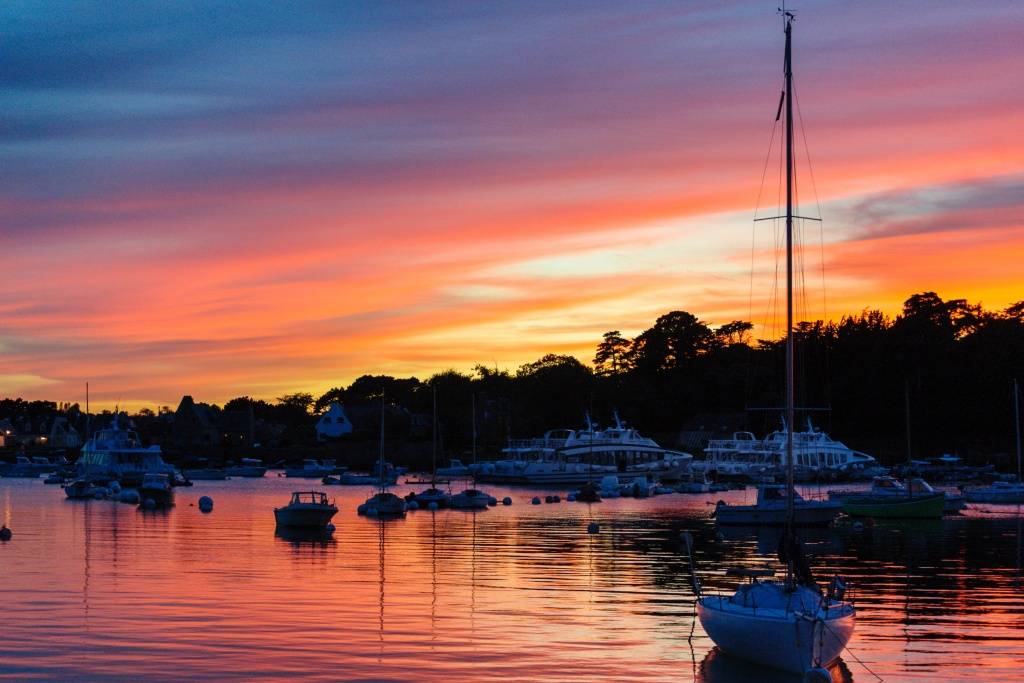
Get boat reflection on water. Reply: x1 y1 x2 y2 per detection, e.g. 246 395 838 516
697 647 853 683
716 524 846 556
274 525 336 547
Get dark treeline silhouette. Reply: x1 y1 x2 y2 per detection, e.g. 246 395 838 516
288 290 1024 466
2 292 1022 468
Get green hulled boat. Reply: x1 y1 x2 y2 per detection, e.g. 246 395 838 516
838 491 945 519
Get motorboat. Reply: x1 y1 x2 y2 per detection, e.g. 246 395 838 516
829 476 963 514
77 414 175 485
323 472 397 486
964 481 1024 504
676 471 711 493
181 466 228 480
411 487 451 507
479 412 692 486
64 479 106 500
225 458 267 477
449 488 490 510
274 491 338 528
695 15 855 675
436 458 471 477
699 419 879 483
0 455 60 478
714 485 842 526
285 459 337 478
138 473 174 508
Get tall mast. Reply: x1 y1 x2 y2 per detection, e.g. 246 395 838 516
431 385 438 485
784 12 796 549
1015 378 1021 484
471 393 477 467
379 393 386 493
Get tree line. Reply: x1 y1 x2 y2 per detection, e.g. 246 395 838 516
3 291 1022 466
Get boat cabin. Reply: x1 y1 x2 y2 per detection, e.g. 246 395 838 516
288 491 330 506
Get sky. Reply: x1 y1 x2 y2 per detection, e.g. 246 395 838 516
1 1 1022 409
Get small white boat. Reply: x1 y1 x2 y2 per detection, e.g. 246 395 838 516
363 491 407 516
964 481 1024 504
285 459 336 478
715 485 842 526
436 458 471 477
449 488 490 510
182 467 228 480
274 491 338 527
412 487 451 507
324 472 397 486
138 473 174 507
64 479 105 500
225 458 267 477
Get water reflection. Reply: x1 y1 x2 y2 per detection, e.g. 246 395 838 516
273 526 336 547
0 477 1021 681
697 647 853 683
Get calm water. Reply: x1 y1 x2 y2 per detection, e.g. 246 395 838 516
1 477 1022 682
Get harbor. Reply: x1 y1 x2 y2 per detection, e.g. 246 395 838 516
1 475 1022 681
3 1 1022 680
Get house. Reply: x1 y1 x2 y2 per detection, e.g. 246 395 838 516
173 395 220 449
316 402 353 441
48 416 82 448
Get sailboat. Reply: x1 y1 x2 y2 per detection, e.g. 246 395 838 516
362 395 407 517
964 379 1024 504
450 394 493 509
695 13 855 676
413 386 452 508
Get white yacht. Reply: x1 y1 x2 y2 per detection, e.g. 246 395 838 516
477 413 692 486
698 419 879 482
77 416 174 484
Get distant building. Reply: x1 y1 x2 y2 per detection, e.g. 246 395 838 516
316 402 353 442
173 395 220 449
48 416 82 448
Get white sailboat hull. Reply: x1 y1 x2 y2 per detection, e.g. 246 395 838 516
697 597 854 675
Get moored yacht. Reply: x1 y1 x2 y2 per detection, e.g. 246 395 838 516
77 415 175 486
699 419 879 482
478 413 692 486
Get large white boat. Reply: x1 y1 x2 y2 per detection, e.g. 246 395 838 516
477 413 692 486
76 416 174 485
698 419 880 482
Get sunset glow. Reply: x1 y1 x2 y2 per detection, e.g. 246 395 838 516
2 1 1022 408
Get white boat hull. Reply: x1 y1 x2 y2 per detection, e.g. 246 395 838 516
697 598 854 675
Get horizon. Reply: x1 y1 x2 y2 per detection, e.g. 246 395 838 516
3 2 1022 410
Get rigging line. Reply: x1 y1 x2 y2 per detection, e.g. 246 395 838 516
793 80 833 405
819 618 885 682
793 81 829 325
